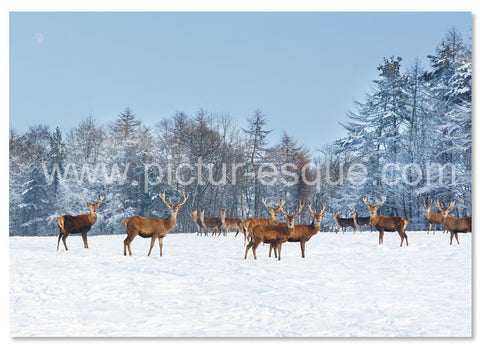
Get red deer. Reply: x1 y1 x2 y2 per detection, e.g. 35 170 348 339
270 203 325 258
362 197 409 247
243 199 285 242
192 209 206 236
200 208 225 236
245 202 303 261
122 191 188 256
333 212 356 233
221 210 246 244
435 201 472 245
54 195 104 251
353 210 373 232
424 199 446 234
200 208 224 236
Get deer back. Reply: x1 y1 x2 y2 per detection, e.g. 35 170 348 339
203 216 222 228
427 212 443 225
288 223 318 242
442 216 471 233
372 215 408 232
63 214 95 234
252 223 290 243
125 215 177 238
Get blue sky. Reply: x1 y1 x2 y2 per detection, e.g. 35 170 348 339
9 12 471 153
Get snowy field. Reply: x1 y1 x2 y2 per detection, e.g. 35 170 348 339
10 230 471 337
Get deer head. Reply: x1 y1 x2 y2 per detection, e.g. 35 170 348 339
81 195 104 213
160 191 189 217
262 198 285 220
308 203 326 225
435 200 455 218
362 196 386 215
280 201 304 228
424 199 433 214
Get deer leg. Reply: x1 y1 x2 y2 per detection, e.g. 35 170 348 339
378 230 384 245
427 223 430 234
147 236 157 256
159 237 164 256
244 241 253 259
81 233 88 248
450 232 454 245
301 241 306 258
57 232 63 251
398 231 405 247
252 241 261 260
123 237 128 256
454 233 459 245
277 242 283 261
62 233 69 251
268 244 273 257
433 224 436 235
125 235 135 256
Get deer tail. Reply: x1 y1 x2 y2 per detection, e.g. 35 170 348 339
54 216 65 232
403 219 409 232
120 219 129 225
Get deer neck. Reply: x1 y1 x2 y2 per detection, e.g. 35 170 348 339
311 219 321 232
269 214 278 224
88 210 98 225
165 212 177 229
369 211 379 225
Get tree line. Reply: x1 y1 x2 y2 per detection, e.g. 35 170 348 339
9 28 471 236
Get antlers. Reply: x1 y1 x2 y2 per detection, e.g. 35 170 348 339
281 201 305 218
308 203 326 216
81 195 104 206
262 198 285 211
363 196 386 208
160 191 189 208
435 200 455 213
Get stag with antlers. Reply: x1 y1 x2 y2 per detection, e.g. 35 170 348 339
362 197 409 247
270 203 325 258
122 191 188 256
435 201 471 245
246 201 304 261
424 199 446 234
243 198 285 242
54 195 104 251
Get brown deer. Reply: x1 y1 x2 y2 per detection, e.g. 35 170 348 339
246 201 304 261
353 210 373 232
222 211 246 244
362 197 409 247
424 199 446 234
54 195 104 251
200 208 226 236
270 203 325 258
243 199 285 242
192 209 206 236
122 191 188 256
435 201 471 245
333 212 356 233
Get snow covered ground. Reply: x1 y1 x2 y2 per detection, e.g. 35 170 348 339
10 230 471 337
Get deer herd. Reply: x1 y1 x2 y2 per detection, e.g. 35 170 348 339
53 192 472 259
